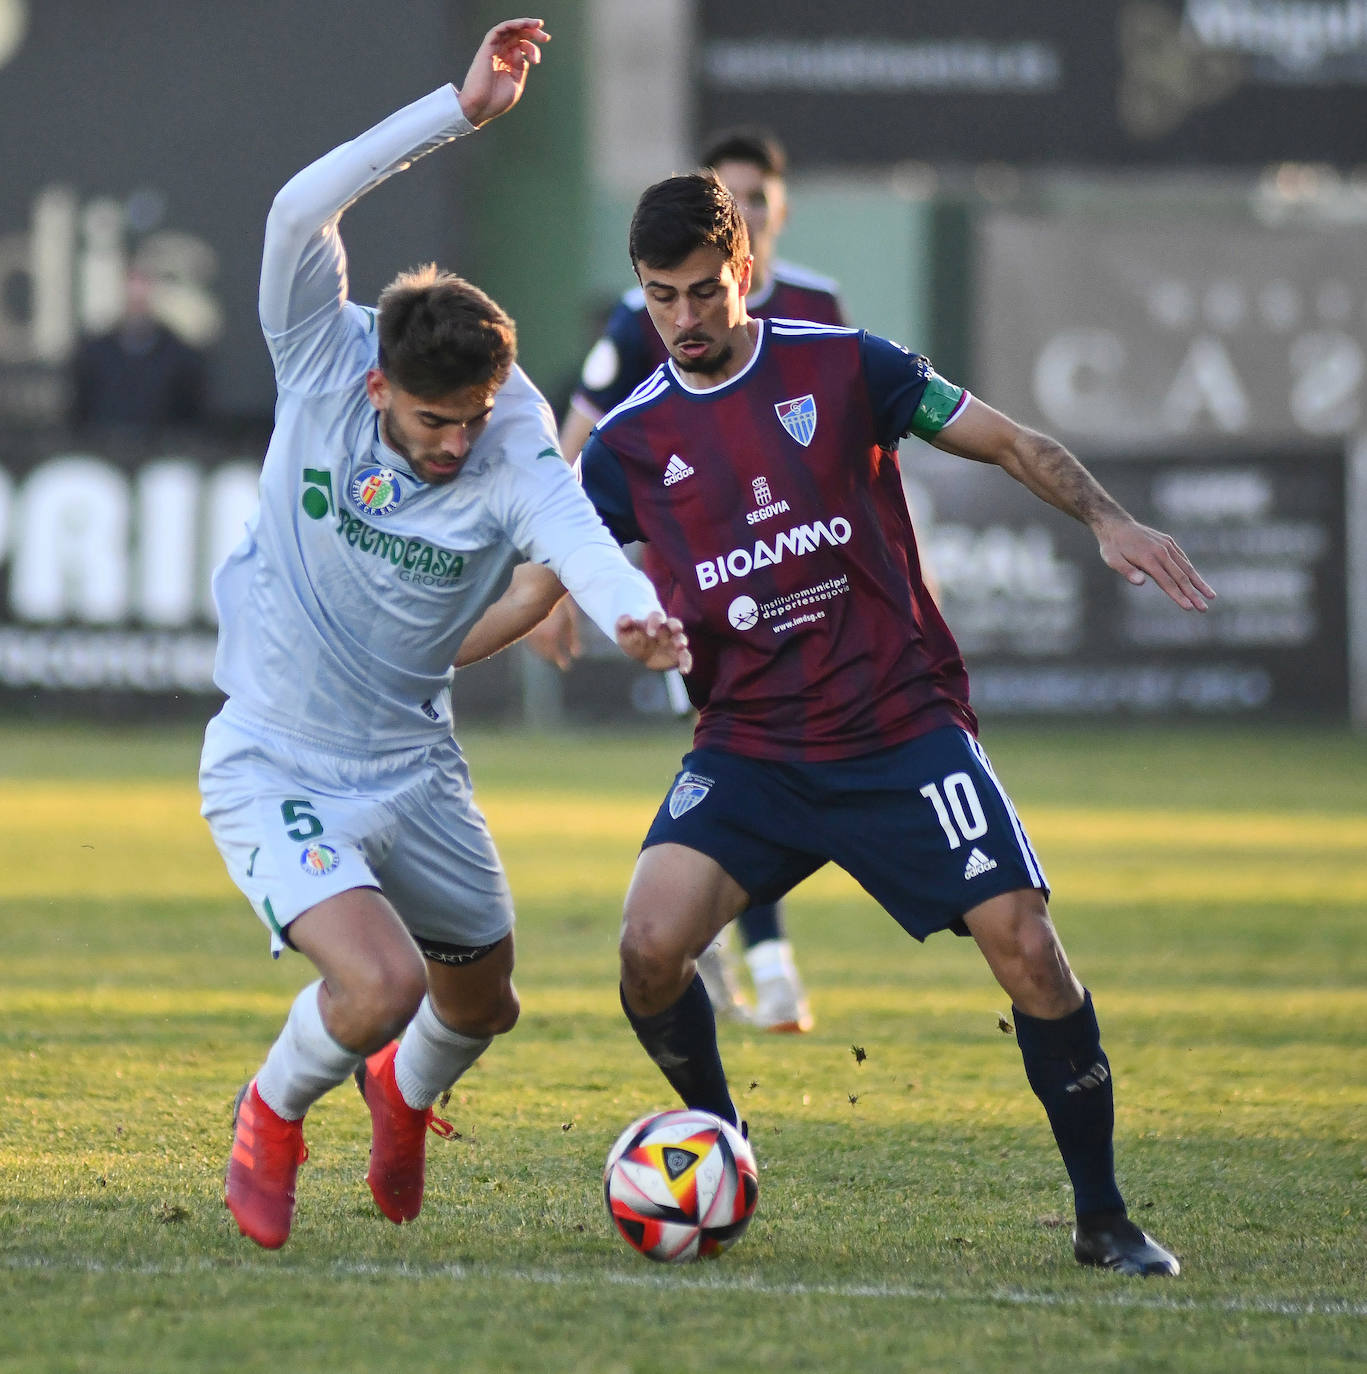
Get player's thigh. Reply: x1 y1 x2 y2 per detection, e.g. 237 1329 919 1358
289 885 427 1005
638 750 825 923
826 727 1049 941
373 739 516 955
199 713 390 955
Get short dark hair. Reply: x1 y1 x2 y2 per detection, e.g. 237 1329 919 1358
628 172 750 276
700 127 787 179
376 265 517 398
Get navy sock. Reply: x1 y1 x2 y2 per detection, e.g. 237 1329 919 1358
1013 989 1126 1218
620 974 738 1126
737 901 782 948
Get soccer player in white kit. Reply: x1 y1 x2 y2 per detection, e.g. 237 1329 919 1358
199 19 689 1250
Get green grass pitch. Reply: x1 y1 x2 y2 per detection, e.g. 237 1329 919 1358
1 719 1364 1373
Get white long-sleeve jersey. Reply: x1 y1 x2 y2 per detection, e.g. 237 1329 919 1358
211 85 660 754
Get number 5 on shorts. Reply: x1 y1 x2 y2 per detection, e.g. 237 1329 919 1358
281 799 324 841
919 773 987 850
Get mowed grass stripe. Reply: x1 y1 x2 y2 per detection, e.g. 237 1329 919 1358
2 983 1364 1026
4 1253 1365 1320
7 781 1367 844
3 784 1365 904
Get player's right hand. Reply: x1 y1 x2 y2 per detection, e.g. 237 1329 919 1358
457 18 549 128
616 612 692 675
1095 516 1215 612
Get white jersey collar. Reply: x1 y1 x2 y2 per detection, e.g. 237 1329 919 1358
667 319 766 397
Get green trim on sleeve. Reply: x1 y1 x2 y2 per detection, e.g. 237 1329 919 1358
910 373 966 440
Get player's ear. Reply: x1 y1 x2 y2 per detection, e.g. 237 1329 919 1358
365 368 391 412
736 255 754 298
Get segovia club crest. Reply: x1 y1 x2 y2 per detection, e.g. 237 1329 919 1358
775 394 817 447
668 771 714 819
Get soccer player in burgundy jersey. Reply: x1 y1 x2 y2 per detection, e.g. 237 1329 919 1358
554 131 844 1033
573 172 1215 1276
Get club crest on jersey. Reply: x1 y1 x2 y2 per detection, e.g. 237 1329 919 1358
668 771 714 819
299 843 341 876
350 467 403 517
775 394 817 447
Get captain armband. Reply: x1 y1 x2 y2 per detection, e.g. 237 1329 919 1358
909 373 969 440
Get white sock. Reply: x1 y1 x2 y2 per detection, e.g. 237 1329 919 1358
255 980 362 1121
394 996 491 1110
745 937 798 985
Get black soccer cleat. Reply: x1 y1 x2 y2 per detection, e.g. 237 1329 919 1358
1073 1214 1180 1276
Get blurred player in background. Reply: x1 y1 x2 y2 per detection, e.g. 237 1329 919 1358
70 263 209 434
543 129 847 1034
199 18 688 1250
571 173 1214 1275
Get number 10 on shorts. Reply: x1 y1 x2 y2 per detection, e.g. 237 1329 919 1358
919 773 988 850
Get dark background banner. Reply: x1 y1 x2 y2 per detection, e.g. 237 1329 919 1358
697 1 1367 169
903 444 1349 720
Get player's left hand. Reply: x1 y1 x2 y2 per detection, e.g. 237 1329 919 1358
1096 517 1216 612
457 18 549 128
616 611 692 674
525 598 583 671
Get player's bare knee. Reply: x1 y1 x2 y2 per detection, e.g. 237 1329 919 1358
469 983 521 1038
490 984 520 1035
336 956 427 1043
621 927 688 988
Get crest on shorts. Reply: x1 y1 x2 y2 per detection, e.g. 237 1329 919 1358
350 466 403 517
774 394 817 447
299 843 341 876
668 771 714 819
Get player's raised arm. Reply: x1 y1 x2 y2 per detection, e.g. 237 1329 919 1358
932 397 1216 614
456 18 549 127
258 18 548 378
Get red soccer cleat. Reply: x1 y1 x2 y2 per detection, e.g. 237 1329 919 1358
225 1080 309 1249
355 1041 454 1224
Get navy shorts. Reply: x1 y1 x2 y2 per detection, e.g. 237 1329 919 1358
642 726 1049 941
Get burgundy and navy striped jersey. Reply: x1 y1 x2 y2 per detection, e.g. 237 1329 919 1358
570 260 845 423
579 319 977 763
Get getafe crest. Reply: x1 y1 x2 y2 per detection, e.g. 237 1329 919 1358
775 394 817 447
668 771 715 819
299 843 341 876
350 466 403 517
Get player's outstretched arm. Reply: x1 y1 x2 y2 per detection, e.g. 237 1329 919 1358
933 398 1216 613
457 18 550 127
615 612 692 674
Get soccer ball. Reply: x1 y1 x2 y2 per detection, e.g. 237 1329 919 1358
603 1108 758 1263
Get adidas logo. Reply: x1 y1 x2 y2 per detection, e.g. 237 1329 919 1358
963 847 998 880
1065 1061 1111 1094
663 454 695 486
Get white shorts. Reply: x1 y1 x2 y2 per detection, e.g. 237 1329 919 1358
199 709 514 958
